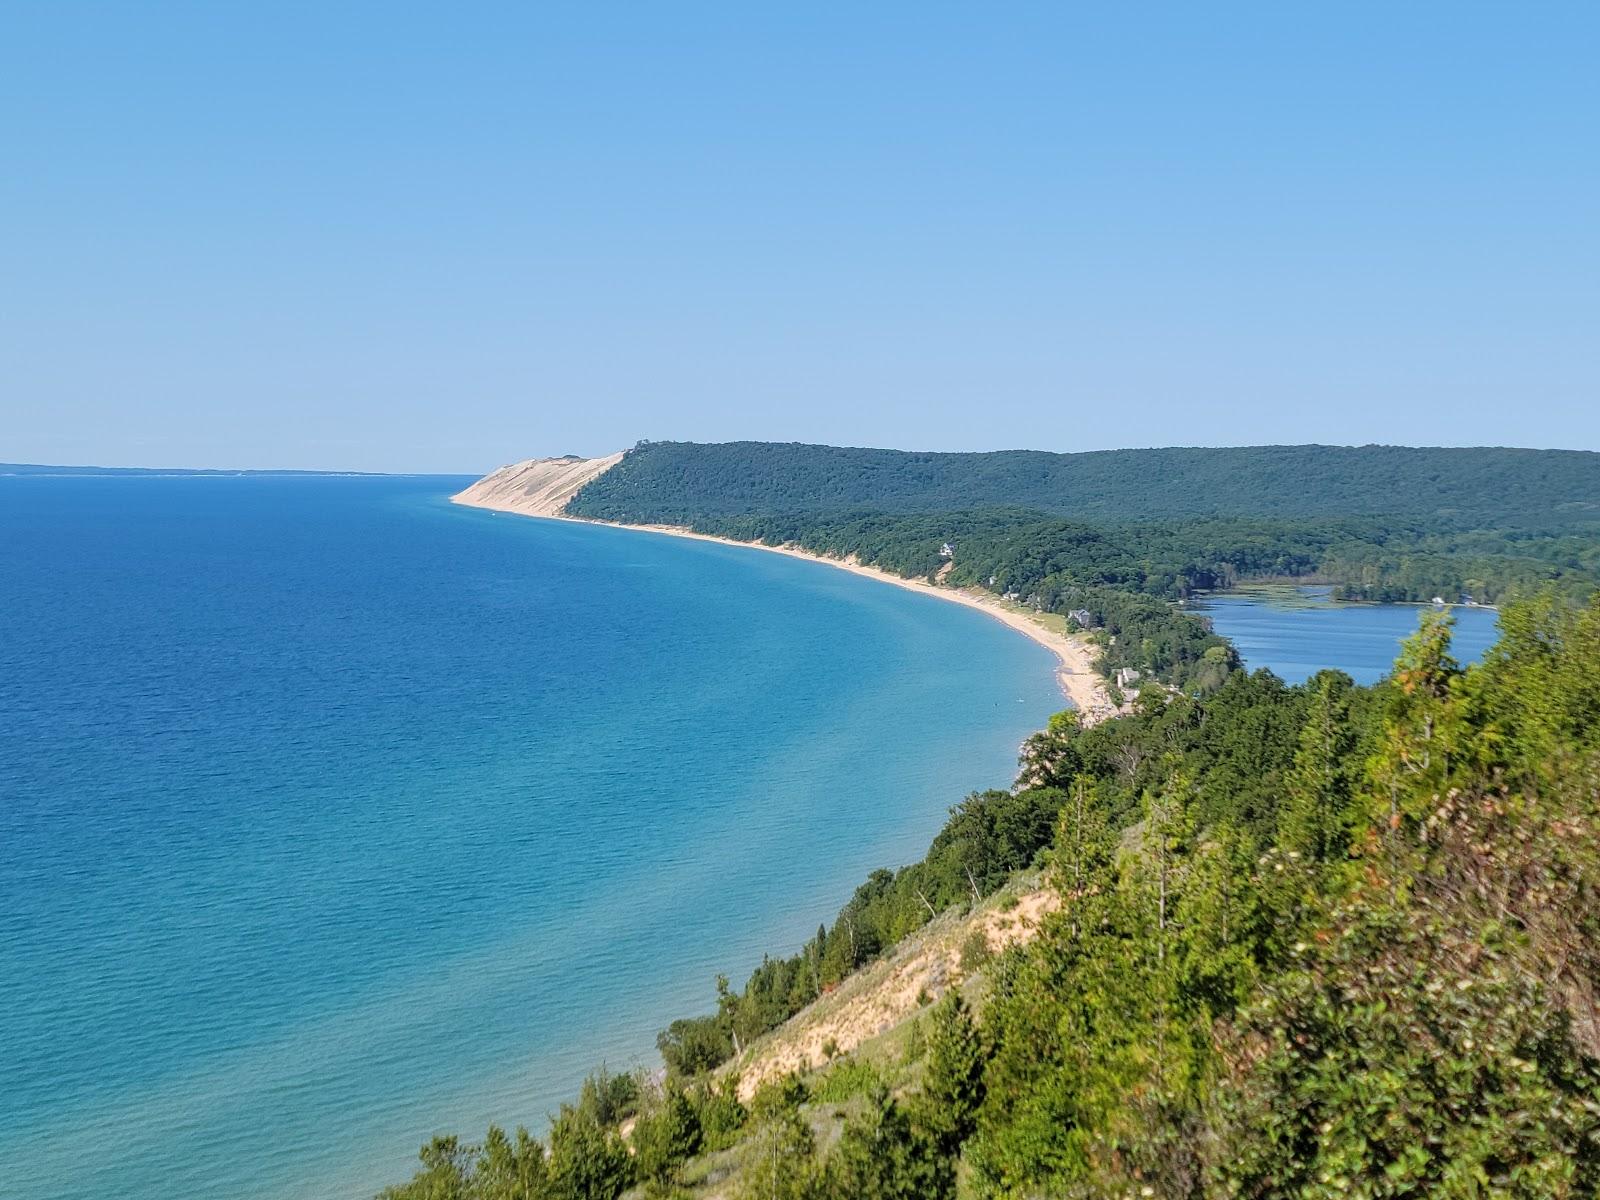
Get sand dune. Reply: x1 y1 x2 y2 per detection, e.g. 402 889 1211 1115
451 453 624 517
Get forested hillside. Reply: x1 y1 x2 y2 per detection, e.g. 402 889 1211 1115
567 441 1600 527
382 594 1600 1199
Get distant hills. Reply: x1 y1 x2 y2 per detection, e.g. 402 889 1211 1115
564 440 1600 529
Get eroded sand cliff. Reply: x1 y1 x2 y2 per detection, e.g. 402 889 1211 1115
451 452 624 517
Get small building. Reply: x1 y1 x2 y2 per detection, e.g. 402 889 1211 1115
939 542 955 559
1115 667 1142 692
1067 608 1094 628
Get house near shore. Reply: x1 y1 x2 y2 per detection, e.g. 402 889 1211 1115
939 542 955 559
1067 608 1094 629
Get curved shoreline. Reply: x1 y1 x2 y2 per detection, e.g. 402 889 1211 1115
451 495 1119 722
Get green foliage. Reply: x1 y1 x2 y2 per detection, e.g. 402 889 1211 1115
903 1016 927 1065
736 1085 823 1200
1280 670 1360 862
809 1056 882 1104
959 927 993 972
1473 590 1600 788
918 992 985 1157
656 1008 733 1078
747 1072 809 1122
824 1085 952 1199
478 1126 550 1200
631 1088 701 1186
376 1127 553 1200
570 1067 638 1128
571 441 1600 528
546 1104 630 1200
968 592 1600 1197
689 1077 747 1153
1213 900 1600 1198
379 1135 477 1200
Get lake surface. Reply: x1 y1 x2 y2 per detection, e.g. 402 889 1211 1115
1191 586 1502 684
0 476 1062 1200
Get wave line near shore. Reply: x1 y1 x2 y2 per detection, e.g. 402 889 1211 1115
451 463 1117 720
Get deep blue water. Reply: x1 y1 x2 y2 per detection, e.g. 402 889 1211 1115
0 476 1063 1200
1191 587 1501 685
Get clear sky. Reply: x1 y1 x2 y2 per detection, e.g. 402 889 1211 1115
3 3 1596 472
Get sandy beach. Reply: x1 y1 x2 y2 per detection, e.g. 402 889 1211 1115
451 465 1118 720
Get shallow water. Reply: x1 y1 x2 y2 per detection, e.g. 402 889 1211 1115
1190 586 1501 685
0 476 1062 1199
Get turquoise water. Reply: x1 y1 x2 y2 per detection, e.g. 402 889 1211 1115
0 476 1062 1200
1191 587 1501 684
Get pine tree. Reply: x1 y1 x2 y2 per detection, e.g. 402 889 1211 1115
477 1125 549 1200
918 991 985 1157
1057 776 1115 939
547 1108 632 1200
738 1098 821 1200
827 1085 951 1199
633 1088 701 1186
380 1135 474 1200
1280 670 1357 862
1369 610 1468 851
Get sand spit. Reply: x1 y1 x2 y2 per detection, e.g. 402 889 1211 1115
452 453 625 517
451 455 1119 719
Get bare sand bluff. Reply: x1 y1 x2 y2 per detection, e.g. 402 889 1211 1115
452 454 1120 721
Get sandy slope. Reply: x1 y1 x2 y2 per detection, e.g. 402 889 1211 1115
452 453 625 517
727 884 1059 1101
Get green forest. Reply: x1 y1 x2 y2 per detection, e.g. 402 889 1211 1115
382 592 1600 1199
568 440 1600 527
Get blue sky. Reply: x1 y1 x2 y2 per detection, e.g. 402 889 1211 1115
3 3 1596 471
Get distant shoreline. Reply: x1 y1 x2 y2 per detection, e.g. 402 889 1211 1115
452 495 1118 721
1196 581 1501 613
0 463 397 478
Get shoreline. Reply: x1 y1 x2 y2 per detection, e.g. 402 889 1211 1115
1195 582 1501 613
451 495 1119 722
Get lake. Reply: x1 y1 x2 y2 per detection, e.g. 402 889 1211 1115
0 475 1062 1200
1190 586 1502 685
